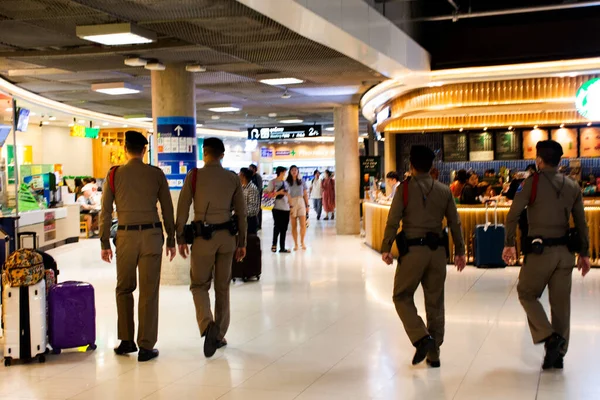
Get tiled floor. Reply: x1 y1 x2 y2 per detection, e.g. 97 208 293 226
1 215 599 399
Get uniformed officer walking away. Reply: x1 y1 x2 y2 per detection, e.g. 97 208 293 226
502 140 590 370
99 131 176 362
176 138 247 358
381 145 466 368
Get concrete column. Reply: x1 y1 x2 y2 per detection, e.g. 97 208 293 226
151 64 196 285
334 105 360 235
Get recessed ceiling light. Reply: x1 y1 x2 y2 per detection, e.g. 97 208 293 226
78 119 85 123
208 106 241 113
93 125 100 129
534 125 539 129
30 112 36 116
588 122 593 126
124 57 148 67
5 107 12 112
560 123 565 128
268 113 277 118
280 119 303 124
186 64 207 73
49 116 56 121
92 82 142 95
123 124 129 128
483 127 488 131
125 115 153 122
325 127 335 131
102 122 109 126
281 90 291 99
459 127 464 132
148 128 154 133
42 121 49 125
68 123 74 127
508 126 513 130
76 23 156 46
145 62 165 71
211 115 220 120
260 78 304 86
428 81 444 87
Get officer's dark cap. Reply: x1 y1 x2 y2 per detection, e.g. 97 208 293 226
125 131 148 147
203 137 225 156
536 140 563 166
410 145 436 173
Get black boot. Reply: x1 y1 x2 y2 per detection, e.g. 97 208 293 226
542 333 566 370
426 359 441 368
138 348 159 362
114 340 138 355
412 336 435 365
553 355 564 369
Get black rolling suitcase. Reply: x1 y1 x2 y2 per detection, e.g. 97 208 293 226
232 235 261 282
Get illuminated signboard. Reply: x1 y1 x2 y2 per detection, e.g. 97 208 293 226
248 125 321 140
576 78 600 120
70 125 99 139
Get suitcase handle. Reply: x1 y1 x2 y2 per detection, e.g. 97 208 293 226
18 232 38 249
484 201 498 231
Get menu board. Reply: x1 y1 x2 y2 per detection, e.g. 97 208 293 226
495 131 522 160
580 127 600 158
522 129 549 159
469 132 494 161
442 133 467 161
551 128 578 158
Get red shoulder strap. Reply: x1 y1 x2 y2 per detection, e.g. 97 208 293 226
403 179 409 209
108 166 119 194
529 172 539 205
191 168 198 198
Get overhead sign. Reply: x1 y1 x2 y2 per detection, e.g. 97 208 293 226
248 125 322 140
70 125 99 139
576 78 600 120
157 116 197 190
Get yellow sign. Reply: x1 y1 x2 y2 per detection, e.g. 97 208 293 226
70 125 86 137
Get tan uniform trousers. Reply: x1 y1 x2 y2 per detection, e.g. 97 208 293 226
190 229 236 340
518 246 575 355
393 246 447 361
115 228 164 350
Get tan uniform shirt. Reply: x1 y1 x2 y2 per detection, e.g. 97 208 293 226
382 173 465 255
175 161 248 247
505 167 589 256
99 158 176 250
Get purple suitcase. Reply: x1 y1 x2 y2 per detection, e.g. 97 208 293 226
48 281 96 354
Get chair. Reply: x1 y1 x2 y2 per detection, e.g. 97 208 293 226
80 220 89 239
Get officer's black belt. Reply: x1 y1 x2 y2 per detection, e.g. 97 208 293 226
118 222 162 231
194 221 232 231
407 236 440 247
535 236 568 247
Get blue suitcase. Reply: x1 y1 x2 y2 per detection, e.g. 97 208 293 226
474 203 506 268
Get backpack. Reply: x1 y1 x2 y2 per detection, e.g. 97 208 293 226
3 249 45 287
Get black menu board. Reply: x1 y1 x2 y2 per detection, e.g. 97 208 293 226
469 132 494 161
443 133 467 162
495 131 522 160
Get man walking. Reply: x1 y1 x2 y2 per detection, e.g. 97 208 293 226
99 131 176 362
249 164 263 229
177 138 247 357
381 145 466 368
503 140 590 370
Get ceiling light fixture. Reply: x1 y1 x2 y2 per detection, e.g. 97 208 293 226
325 127 335 131
144 61 166 71
588 122 593 126
92 82 142 96
186 64 207 73
68 123 74 127
261 78 304 86
196 124 203 127
281 90 291 99
76 23 156 46
78 119 85 123
280 119 303 124
49 116 56 121
208 106 241 113
459 127 464 132
560 123 565 128
534 125 539 129
123 124 129 128
30 112 36 116
4 107 12 112
125 114 153 122
124 57 148 67
42 121 49 125
102 122 109 126
508 126 513 131
268 113 277 118
483 127 488 131
93 125 100 129
211 115 220 120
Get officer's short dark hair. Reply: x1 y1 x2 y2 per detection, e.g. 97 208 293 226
240 168 253 182
204 137 225 158
275 166 287 176
536 140 563 167
125 130 148 156
386 171 400 182
409 145 435 173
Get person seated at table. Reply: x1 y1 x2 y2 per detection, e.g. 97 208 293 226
78 184 101 237
460 173 481 204
385 171 401 199
450 170 467 199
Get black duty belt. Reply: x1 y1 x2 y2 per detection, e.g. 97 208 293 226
533 236 568 247
407 237 430 247
118 222 162 231
194 221 232 231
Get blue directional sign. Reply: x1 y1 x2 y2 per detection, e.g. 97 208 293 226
156 116 197 190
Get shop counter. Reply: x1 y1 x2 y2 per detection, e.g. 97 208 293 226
16 204 80 250
363 202 600 264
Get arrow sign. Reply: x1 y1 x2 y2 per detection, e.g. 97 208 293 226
174 125 183 136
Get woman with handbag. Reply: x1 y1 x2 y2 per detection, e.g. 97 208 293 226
265 166 292 253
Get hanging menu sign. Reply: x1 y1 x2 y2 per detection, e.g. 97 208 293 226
442 133 467 162
248 125 322 140
469 132 494 161
580 127 600 158
523 129 549 159
551 128 578 158
495 131 522 160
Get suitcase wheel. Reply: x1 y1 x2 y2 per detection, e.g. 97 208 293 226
256 275 261 281
38 355 45 364
88 344 97 351
232 278 236 283
242 277 249 283
4 358 11 367
52 348 61 355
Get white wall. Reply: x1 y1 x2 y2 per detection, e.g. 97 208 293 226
40 126 93 176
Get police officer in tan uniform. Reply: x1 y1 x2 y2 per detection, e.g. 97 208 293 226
176 138 247 358
99 131 176 362
382 145 466 368
503 140 590 370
